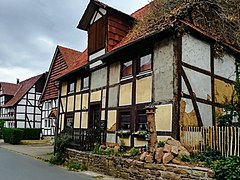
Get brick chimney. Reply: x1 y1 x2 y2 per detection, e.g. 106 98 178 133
16 78 20 84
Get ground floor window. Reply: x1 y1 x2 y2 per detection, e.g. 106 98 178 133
65 113 74 129
137 110 147 131
119 111 131 130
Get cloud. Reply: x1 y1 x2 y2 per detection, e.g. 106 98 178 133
0 0 149 83
0 67 40 83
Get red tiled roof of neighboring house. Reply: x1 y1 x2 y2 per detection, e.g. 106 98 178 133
48 108 58 118
4 74 44 107
0 82 20 96
58 45 83 66
56 49 88 79
40 46 82 102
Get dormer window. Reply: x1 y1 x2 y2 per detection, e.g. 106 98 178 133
88 16 106 55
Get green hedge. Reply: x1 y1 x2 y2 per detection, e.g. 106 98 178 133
3 128 23 144
18 128 41 140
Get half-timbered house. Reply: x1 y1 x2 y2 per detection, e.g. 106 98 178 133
56 0 240 150
0 73 46 129
40 45 82 137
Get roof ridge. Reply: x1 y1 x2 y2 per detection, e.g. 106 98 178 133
57 45 82 53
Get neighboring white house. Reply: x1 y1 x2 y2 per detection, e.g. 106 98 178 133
0 74 46 129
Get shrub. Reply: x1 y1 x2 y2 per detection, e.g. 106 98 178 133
19 128 41 140
180 154 192 162
50 133 71 165
0 120 5 139
67 163 81 171
211 156 240 180
3 128 23 144
158 141 165 147
197 147 222 166
50 153 65 165
129 147 140 156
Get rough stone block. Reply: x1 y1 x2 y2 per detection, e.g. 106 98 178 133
163 144 171 153
140 151 148 161
145 155 154 163
171 146 179 156
166 138 181 147
163 153 174 164
155 147 164 163
161 171 181 180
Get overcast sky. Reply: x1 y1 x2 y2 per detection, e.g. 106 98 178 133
0 0 149 83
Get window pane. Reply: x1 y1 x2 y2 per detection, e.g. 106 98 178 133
69 82 75 92
120 112 131 130
66 117 73 129
122 60 132 78
137 111 147 130
140 54 152 72
82 76 89 89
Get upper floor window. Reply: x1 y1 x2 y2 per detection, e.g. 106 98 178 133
139 53 152 73
0 96 4 106
68 81 75 94
121 60 133 78
81 76 89 90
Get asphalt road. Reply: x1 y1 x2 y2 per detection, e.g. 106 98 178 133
0 148 94 180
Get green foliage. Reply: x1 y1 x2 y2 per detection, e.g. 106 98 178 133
211 156 240 180
49 153 65 165
50 133 71 165
67 163 81 171
92 144 100 154
119 139 126 153
18 128 42 140
92 144 114 156
218 78 240 127
157 141 165 147
0 120 5 139
3 128 23 144
129 147 140 156
116 130 131 138
67 162 88 171
197 147 222 166
180 155 192 162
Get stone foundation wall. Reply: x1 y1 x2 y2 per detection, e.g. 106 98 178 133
66 148 215 180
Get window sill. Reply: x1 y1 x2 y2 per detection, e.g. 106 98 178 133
81 87 89 92
120 76 133 82
67 91 74 95
136 71 152 78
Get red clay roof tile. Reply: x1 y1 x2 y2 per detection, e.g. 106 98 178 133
40 46 82 102
0 82 20 96
4 74 44 107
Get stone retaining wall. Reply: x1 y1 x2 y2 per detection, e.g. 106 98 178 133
66 148 215 180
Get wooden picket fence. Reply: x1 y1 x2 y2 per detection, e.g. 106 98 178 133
180 126 240 157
